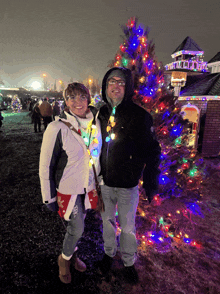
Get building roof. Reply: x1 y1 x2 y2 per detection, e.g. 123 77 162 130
180 73 220 96
172 36 203 54
208 52 220 64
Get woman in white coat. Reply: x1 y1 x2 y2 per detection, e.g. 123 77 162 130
39 83 102 284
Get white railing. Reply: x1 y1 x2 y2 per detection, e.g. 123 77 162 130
165 60 208 72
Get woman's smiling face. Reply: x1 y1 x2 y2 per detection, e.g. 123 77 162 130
66 91 89 118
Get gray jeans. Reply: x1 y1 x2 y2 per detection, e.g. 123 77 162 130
62 194 85 258
100 185 139 267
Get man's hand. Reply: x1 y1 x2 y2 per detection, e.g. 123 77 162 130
46 202 59 212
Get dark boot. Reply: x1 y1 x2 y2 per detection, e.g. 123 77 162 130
73 252 86 272
58 254 71 284
124 265 139 284
97 254 113 276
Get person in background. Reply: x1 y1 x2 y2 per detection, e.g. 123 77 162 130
0 108 5 132
39 83 102 284
31 102 42 133
52 100 61 120
97 67 161 284
29 99 37 123
29 99 36 112
39 98 53 130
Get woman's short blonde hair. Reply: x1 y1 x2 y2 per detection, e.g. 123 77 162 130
63 83 91 104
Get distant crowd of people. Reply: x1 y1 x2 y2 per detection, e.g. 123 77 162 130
0 106 7 132
0 109 4 132
30 98 64 133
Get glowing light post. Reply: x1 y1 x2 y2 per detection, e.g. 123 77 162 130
171 71 187 98
42 73 48 90
59 80 65 92
54 79 57 91
87 77 93 96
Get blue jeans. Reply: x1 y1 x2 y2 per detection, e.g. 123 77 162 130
100 185 139 267
62 194 85 258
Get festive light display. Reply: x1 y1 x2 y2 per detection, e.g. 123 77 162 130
165 60 208 72
110 17 206 252
91 94 102 106
165 48 208 72
11 95 22 113
179 96 220 101
171 50 204 58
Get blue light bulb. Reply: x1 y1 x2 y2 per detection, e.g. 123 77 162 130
159 174 170 185
92 149 98 156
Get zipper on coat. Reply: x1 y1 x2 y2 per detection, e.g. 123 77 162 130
106 128 110 180
105 111 111 180
105 106 115 181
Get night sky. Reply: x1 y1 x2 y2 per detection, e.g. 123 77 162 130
0 0 219 88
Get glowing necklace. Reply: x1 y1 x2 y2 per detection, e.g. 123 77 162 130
77 120 99 165
105 106 116 142
80 120 98 147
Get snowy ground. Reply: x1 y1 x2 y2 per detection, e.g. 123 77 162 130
0 110 220 294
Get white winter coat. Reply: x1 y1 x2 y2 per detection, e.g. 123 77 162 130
39 109 102 211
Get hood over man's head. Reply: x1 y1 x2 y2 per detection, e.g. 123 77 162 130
107 69 126 82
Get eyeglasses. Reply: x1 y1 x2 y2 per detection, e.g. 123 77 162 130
67 95 88 101
108 78 125 87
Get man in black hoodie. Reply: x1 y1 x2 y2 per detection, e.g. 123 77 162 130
98 67 161 284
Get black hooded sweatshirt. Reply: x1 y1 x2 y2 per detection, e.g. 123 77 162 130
98 67 161 200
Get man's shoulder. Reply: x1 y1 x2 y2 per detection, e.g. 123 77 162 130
89 105 98 117
99 103 108 111
127 101 151 117
98 104 109 117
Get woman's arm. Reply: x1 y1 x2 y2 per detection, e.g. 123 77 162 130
39 123 62 206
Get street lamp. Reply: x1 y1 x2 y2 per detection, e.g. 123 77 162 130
42 74 48 90
59 80 65 91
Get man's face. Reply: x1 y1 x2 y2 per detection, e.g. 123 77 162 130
106 76 125 106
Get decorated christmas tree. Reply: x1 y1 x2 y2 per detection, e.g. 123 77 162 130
11 94 22 113
110 17 206 252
